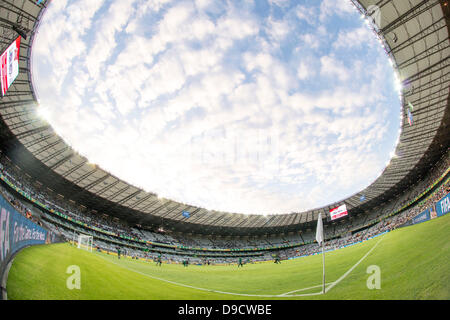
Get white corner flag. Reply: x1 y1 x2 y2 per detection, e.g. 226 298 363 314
316 212 324 246
316 212 326 294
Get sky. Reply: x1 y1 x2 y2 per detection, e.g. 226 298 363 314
32 0 402 215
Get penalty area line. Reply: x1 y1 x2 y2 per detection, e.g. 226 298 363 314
324 235 385 294
279 235 385 297
92 235 383 298
94 253 324 298
279 282 334 296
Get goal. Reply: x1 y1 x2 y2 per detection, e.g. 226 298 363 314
77 234 93 252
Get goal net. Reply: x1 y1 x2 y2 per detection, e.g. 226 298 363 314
77 234 93 252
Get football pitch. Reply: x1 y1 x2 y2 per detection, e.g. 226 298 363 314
6 213 450 300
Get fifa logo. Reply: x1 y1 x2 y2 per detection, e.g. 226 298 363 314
190 126 281 174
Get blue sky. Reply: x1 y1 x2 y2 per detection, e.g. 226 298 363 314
33 0 402 215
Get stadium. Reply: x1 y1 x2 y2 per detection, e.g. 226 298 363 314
0 0 449 305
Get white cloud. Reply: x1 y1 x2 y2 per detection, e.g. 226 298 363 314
85 0 137 79
320 0 355 22
295 5 317 25
320 55 350 82
266 17 291 41
268 0 290 8
299 33 320 49
32 0 400 215
297 61 312 80
333 26 374 49
33 0 105 92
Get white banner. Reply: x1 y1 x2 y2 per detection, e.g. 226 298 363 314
329 204 348 220
1 36 21 96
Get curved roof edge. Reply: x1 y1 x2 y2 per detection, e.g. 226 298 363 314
0 0 449 235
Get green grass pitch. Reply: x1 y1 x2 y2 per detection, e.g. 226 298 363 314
6 213 450 300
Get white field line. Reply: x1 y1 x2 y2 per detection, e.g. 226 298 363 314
271 235 385 297
95 253 320 298
324 236 384 294
279 282 334 296
93 236 384 298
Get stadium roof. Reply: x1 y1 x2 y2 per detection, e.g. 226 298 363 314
0 0 449 236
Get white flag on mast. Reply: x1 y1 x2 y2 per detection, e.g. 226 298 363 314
0 36 21 96
316 212 324 246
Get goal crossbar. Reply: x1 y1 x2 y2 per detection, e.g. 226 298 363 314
77 234 93 252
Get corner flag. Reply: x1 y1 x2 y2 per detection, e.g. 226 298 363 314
316 212 326 294
316 212 324 247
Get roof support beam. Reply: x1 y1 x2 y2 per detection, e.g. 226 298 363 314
83 174 110 191
107 185 130 201
117 190 142 205
72 168 98 185
61 160 88 178
40 146 69 163
49 153 75 170
24 133 56 148
380 0 436 35
14 125 50 139
96 180 120 196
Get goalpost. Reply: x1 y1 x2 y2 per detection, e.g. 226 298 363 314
77 234 93 252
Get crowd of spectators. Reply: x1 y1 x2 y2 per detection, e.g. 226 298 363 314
283 178 449 259
0 179 44 227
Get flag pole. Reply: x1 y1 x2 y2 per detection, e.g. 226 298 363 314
322 241 325 294
316 212 326 294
